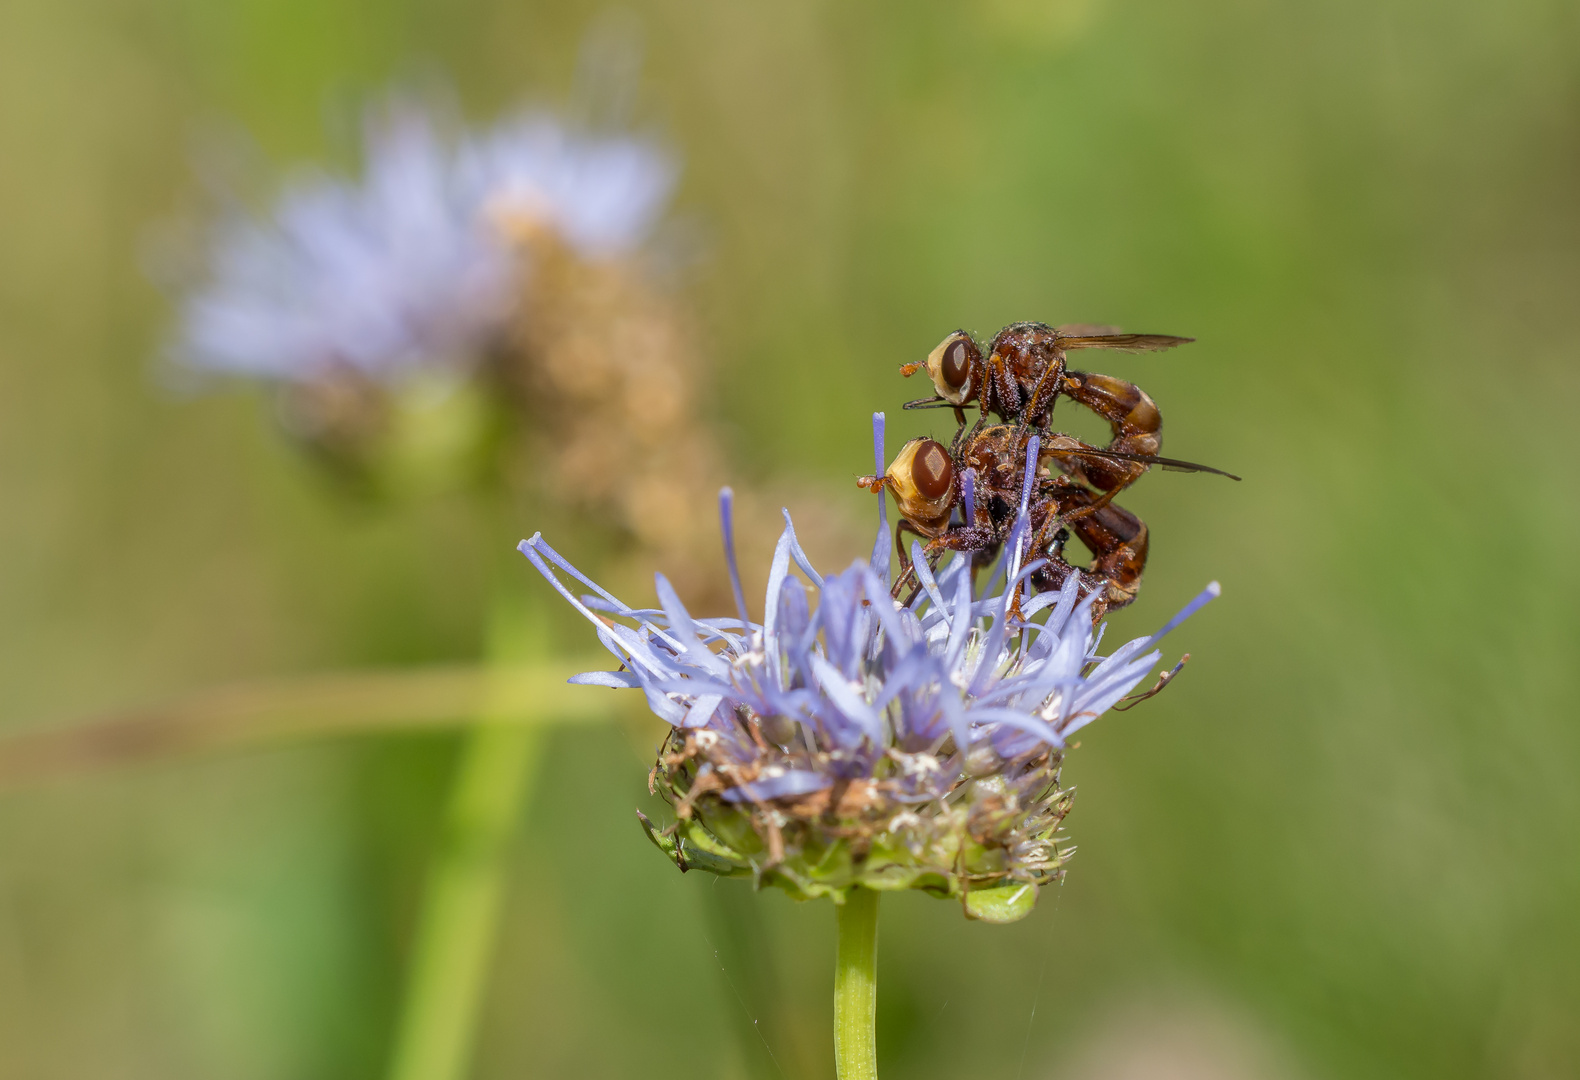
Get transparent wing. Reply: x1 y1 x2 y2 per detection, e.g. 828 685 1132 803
1048 444 1240 480
1053 323 1124 337
1056 333 1195 352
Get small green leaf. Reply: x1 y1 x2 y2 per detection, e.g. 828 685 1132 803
963 882 1038 923
636 811 750 877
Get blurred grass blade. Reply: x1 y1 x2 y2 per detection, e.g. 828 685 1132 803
385 594 552 1080
386 721 543 1080
0 656 624 789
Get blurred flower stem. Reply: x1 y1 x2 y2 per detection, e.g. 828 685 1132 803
386 592 546 1080
834 888 880 1080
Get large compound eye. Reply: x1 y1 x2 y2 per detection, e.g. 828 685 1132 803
910 439 953 500
940 337 972 390
924 331 977 403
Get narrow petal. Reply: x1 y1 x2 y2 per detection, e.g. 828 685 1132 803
681 693 725 729
568 670 641 689
720 771 831 803
779 509 824 587
869 412 891 581
1151 581 1222 643
966 706 1064 747
808 653 883 743
718 488 752 628
654 573 731 678
909 540 948 616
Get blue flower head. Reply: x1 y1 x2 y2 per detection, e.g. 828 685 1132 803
166 95 681 490
173 99 676 385
521 414 1218 922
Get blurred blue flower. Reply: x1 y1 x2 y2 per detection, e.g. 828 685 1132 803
519 414 1218 918
173 100 677 383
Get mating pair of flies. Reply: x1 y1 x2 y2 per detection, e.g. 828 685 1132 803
858 321 1239 619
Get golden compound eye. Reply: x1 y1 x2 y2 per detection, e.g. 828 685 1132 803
941 338 971 390
910 440 953 500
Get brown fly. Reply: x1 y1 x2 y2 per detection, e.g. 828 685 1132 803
859 426 1157 620
901 322 1237 502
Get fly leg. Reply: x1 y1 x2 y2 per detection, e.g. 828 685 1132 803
950 413 981 456
1030 486 1149 621
889 518 934 601
983 346 1022 422
894 517 929 567
1016 351 1067 431
1071 492 1149 618
926 523 999 558
890 518 999 602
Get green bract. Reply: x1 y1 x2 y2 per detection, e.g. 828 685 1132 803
635 738 1068 922
638 730 1070 924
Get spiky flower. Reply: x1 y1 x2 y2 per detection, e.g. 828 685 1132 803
172 100 676 385
164 96 680 487
520 415 1218 922
163 87 862 605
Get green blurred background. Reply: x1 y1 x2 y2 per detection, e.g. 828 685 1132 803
1 0 1577 1077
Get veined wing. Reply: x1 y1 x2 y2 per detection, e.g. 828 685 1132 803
1055 445 1238 483
1053 323 1124 337
1056 333 1195 352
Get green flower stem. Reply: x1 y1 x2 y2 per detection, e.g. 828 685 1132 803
834 887 880 1080
386 598 546 1080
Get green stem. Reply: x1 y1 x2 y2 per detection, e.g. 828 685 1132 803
385 598 545 1080
834 887 880 1080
